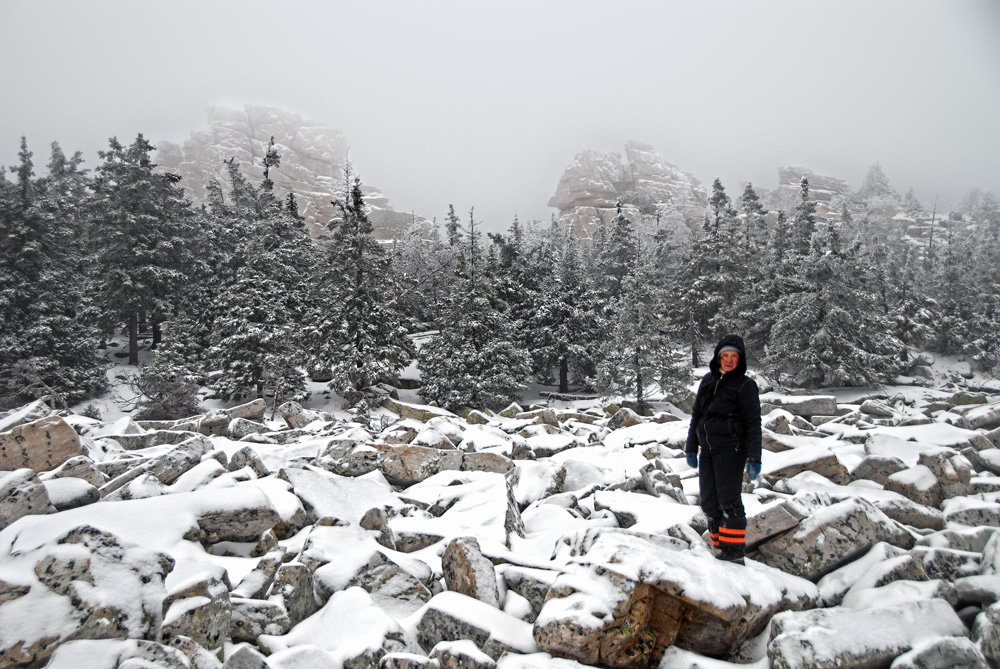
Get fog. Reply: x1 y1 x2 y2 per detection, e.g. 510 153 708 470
2 0 998 228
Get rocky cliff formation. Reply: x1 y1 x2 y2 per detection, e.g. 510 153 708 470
548 142 708 240
156 106 419 240
769 166 852 219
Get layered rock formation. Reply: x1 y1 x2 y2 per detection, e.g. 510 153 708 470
548 142 707 239
770 166 852 219
155 105 420 240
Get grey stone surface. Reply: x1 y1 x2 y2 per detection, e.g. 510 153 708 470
768 599 966 668
443 537 500 607
756 497 914 581
0 415 82 472
0 468 55 530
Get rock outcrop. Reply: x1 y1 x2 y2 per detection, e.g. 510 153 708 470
548 142 706 239
156 105 424 240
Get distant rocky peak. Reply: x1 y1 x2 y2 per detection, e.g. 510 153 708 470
156 105 419 240
548 142 707 239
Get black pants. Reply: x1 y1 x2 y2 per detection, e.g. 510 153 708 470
699 439 747 554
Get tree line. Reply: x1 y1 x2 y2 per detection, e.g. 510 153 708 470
1 135 998 417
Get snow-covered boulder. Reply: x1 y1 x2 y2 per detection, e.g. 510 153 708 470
920 449 974 500
890 636 990 669
850 454 908 486
413 591 539 659
393 472 526 551
767 599 966 668
760 446 851 486
266 562 317 626
0 525 174 667
42 476 100 511
44 639 195 669
443 537 501 607
277 401 330 429
0 468 55 530
755 497 914 581
0 415 83 472
944 498 1000 528
760 393 838 418
885 465 943 508
746 499 807 550
261 586 419 665
966 403 1000 431
429 639 496 669
161 573 232 650
533 529 817 665
39 454 106 487
230 597 292 644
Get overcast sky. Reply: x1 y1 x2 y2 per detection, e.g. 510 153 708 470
2 0 998 228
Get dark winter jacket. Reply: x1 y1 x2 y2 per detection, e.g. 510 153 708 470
685 334 763 463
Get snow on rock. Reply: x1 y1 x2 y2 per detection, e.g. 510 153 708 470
759 393 838 418
278 465 404 525
261 586 418 665
443 536 501 607
0 525 174 667
393 471 525 552
891 635 991 669
767 599 966 668
45 639 195 669
755 497 914 581
4 380 1000 667
533 528 817 665
759 444 851 485
0 468 55 530
410 590 539 659
0 415 83 472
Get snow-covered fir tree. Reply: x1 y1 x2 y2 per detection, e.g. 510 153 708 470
521 225 603 393
766 221 903 387
418 211 530 412
135 314 203 420
306 176 414 404
91 135 198 365
205 160 315 402
0 139 106 405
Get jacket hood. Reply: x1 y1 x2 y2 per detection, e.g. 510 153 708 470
709 333 748 377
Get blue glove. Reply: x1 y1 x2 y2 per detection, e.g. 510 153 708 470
686 452 698 469
746 461 761 481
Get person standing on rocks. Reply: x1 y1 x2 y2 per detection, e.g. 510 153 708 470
685 334 762 565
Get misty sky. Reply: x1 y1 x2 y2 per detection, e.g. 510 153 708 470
2 0 998 229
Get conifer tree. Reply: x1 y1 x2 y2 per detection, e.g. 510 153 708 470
135 314 203 419
418 209 530 411
738 182 768 251
766 222 902 387
790 177 817 256
91 135 198 365
0 139 105 404
522 226 603 393
205 157 315 402
306 176 414 403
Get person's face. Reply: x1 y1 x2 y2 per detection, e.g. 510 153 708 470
720 350 740 373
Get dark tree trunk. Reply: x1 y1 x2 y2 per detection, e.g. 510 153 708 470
128 311 139 366
152 320 162 349
635 351 645 415
559 357 569 394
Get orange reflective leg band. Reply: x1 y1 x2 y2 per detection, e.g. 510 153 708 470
719 527 746 544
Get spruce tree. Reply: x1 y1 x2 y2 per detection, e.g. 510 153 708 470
522 226 603 393
0 139 105 405
418 210 530 412
306 176 414 404
135 314 203 420
204 157 315 402
91 135 198 365
766 222 902 387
